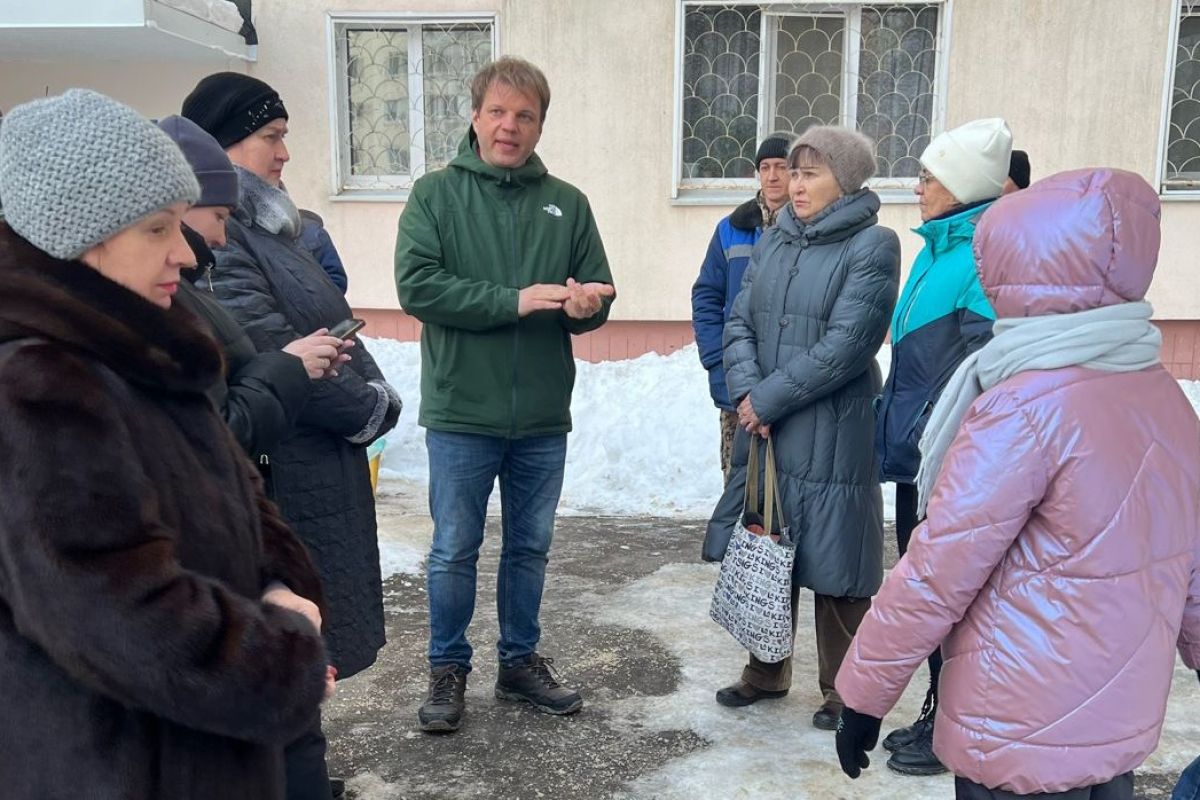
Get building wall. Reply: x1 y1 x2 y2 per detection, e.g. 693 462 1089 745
2 0 1199 347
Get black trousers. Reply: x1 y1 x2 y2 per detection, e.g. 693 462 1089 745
284 712 333 800
896 482 943 685
955 772 1134 800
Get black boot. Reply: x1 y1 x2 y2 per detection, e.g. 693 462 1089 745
715 680 788 708
811 701 842 731
495 653 583 715
882 679 936 753
418 664 468 733
886 718 948 776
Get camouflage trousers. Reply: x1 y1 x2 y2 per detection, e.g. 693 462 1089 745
720 410 739 484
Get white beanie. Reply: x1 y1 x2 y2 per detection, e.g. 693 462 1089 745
920 118 1012 205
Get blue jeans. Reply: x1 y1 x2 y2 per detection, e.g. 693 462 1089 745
1175 756 1200 800
425 430 567 670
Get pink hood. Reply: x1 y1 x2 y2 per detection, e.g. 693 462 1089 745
975 168 1161 318
838 169 1200 793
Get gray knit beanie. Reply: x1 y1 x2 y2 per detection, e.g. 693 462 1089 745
0 89 200 260
791 126 877 193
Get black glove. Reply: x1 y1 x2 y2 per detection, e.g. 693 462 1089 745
1195 669 1200 686
836 707 882 779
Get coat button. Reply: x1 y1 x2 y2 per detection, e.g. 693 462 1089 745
779 318 789 327
789 267 798 276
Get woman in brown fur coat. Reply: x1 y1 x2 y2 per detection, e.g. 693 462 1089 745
0 90 331 799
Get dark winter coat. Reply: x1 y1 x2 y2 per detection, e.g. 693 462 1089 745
394 130 614 439
0 223 328 800
176 225 311 458
692 197 762 410
214 184 396 678
704 192 900 598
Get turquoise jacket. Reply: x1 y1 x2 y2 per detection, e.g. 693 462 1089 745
875 201 997 482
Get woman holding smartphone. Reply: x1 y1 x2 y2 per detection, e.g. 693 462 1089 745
0 89 331 799
182 72 401 799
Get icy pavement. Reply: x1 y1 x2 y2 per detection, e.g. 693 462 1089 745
322 491 1200 799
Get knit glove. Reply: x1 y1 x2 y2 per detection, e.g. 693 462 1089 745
836 707 882 779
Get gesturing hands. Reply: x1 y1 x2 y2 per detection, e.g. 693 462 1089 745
517 279 615 319
737 395 770 438
563 278 616 319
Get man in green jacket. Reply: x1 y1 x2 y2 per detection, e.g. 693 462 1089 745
394 56 615 735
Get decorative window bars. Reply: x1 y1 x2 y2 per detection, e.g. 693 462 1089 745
678 2 944 193
1165 2 1200 191
331 16 495 194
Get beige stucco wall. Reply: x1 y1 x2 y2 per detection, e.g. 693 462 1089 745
1 0 1195 318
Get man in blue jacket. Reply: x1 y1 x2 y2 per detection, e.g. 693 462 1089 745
691 132 796 481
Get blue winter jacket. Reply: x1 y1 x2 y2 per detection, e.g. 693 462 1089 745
875 200 996 483
299 210 348 294
692 198 762 410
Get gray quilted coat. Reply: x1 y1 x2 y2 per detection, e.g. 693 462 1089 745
705 190 900 598
212 190 395 679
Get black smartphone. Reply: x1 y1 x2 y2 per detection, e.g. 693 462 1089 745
328 318 366 339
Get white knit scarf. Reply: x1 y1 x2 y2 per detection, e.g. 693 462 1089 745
915 301 1162 517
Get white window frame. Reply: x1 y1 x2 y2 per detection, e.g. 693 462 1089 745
671 0 952 204
326 11 501 201
1159 1 1200 199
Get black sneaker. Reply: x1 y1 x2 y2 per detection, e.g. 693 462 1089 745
418 664 468 733
495 653 583 715
882 680 937 753
886 719 948 776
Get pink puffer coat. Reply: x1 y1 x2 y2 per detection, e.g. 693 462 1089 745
837 169 1200 794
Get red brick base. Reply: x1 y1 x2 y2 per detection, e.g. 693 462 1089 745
354 309 1200 380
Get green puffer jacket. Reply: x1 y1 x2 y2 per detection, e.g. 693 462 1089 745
394 131 614 438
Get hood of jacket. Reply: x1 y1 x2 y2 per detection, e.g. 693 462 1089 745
775 189 881 246
0 223 220 395
973 168 1160 319
449 129 549 187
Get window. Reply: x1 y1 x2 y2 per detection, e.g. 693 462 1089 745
331 15 496 195
1164 2 1200 192
676 2 945 195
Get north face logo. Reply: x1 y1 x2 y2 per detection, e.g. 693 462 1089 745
543 204 563 218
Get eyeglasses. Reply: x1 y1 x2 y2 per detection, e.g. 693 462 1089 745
917 171 939 188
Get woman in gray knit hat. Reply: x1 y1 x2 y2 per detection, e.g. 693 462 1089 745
0 89 331 799
704 125 900 729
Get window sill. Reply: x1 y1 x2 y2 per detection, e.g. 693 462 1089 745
1160 191 1200 201
329 189 412 204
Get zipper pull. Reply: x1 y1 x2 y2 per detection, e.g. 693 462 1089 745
205 264 214 293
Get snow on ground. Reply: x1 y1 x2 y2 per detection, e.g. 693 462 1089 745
365 336 1200 523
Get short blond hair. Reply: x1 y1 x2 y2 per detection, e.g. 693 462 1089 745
471 57 551 122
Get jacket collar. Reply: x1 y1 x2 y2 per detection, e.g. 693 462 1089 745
775 189 881 245
913 199 994 256
449 129 548 186
729 195 763 232
0 223 221 395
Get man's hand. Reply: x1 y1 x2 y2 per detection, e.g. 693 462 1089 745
283 330 350 379
836 707 882 779
261 581 322 633
562 278 616 320
518 284 572 317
